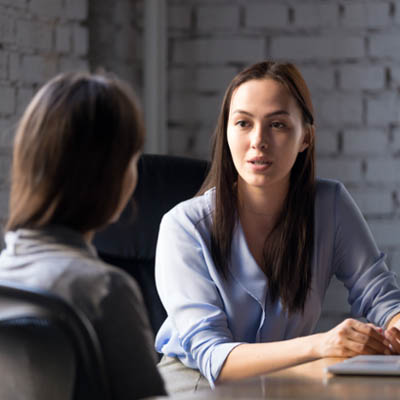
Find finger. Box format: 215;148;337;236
366;323;384;335
353;321;385;341
348;331;392;355
385;328;400;354
347;322;391;354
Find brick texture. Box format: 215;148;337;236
0;0;89;231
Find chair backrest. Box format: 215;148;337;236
94;154;209;335
0;280;111;400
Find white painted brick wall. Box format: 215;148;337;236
0;0;90;247
169;93;221;123
390;65;400;88
293;3;338;28
342;2;391;28
56;26;71;54
0;51;7;80
65;0;88;21
16;20;53;51
197;5;239;31
173;38;265;65
299;66;335;91
317;159;362;183
59;57;89;74
245;4;288;29
29;0;63;19
0;189;9;223
0;86;16;115
316;130;338;155
0;155;11;183
0;119;14;148
196;66;237;92
8;53;20;82
367;92;400;125
169;5;191;30
369;221;400;248
168;129;191;157
317;94;363;126
16;87;34;115
370;34;400;58
0;0;26;8
343;129;387;156
271;35;365;61
21;55;57;84
395;4;400;25
0;14;15;44
88;0;142;88
365;159;400;183
351;189;393;215
391;128;400;153
340;65;385;90
72;25;88;56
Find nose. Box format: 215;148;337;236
250;124;268;150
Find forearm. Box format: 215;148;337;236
217;333;321;383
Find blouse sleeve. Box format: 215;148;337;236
332;182;400;327
155;208;243;386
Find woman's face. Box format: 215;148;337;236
227;78;308;194
109;152;141;223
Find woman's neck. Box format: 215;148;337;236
237;178;289;226
237;178;290;268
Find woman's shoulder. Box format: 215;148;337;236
162;187;215;228
316;177;344;195
315;178;348;205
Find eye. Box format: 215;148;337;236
270;121;286;129
235;120;250;128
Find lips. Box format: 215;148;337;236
248;157;272;166
247;157;272;171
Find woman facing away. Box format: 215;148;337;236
155;61;400;393
0;72;165;399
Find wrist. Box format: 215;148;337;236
386;313;400;330
306;332;323;359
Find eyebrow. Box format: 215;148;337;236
232;109;290;118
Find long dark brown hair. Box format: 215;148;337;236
7;71;144;234
199;61;316;313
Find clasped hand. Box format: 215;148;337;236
317;318;400;357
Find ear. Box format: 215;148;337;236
299;125;312;153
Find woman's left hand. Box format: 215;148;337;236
385;323;400;354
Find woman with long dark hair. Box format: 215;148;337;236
155;61;400;392
0;72;165;399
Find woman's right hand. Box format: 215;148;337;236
314;318;392;358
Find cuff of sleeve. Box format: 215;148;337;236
383;309;400;330
208;342;244;388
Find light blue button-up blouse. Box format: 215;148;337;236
155;179;400;386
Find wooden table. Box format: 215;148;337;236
165;358;400;399
214;358;400;399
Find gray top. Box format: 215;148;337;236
0;225;165;400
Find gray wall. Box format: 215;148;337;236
0;0;89;228
88;0;143;96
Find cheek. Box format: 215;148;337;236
227;128;245;157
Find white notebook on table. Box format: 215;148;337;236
326;355;400;376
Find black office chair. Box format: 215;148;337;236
94;154;209;335
0;280;110;400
